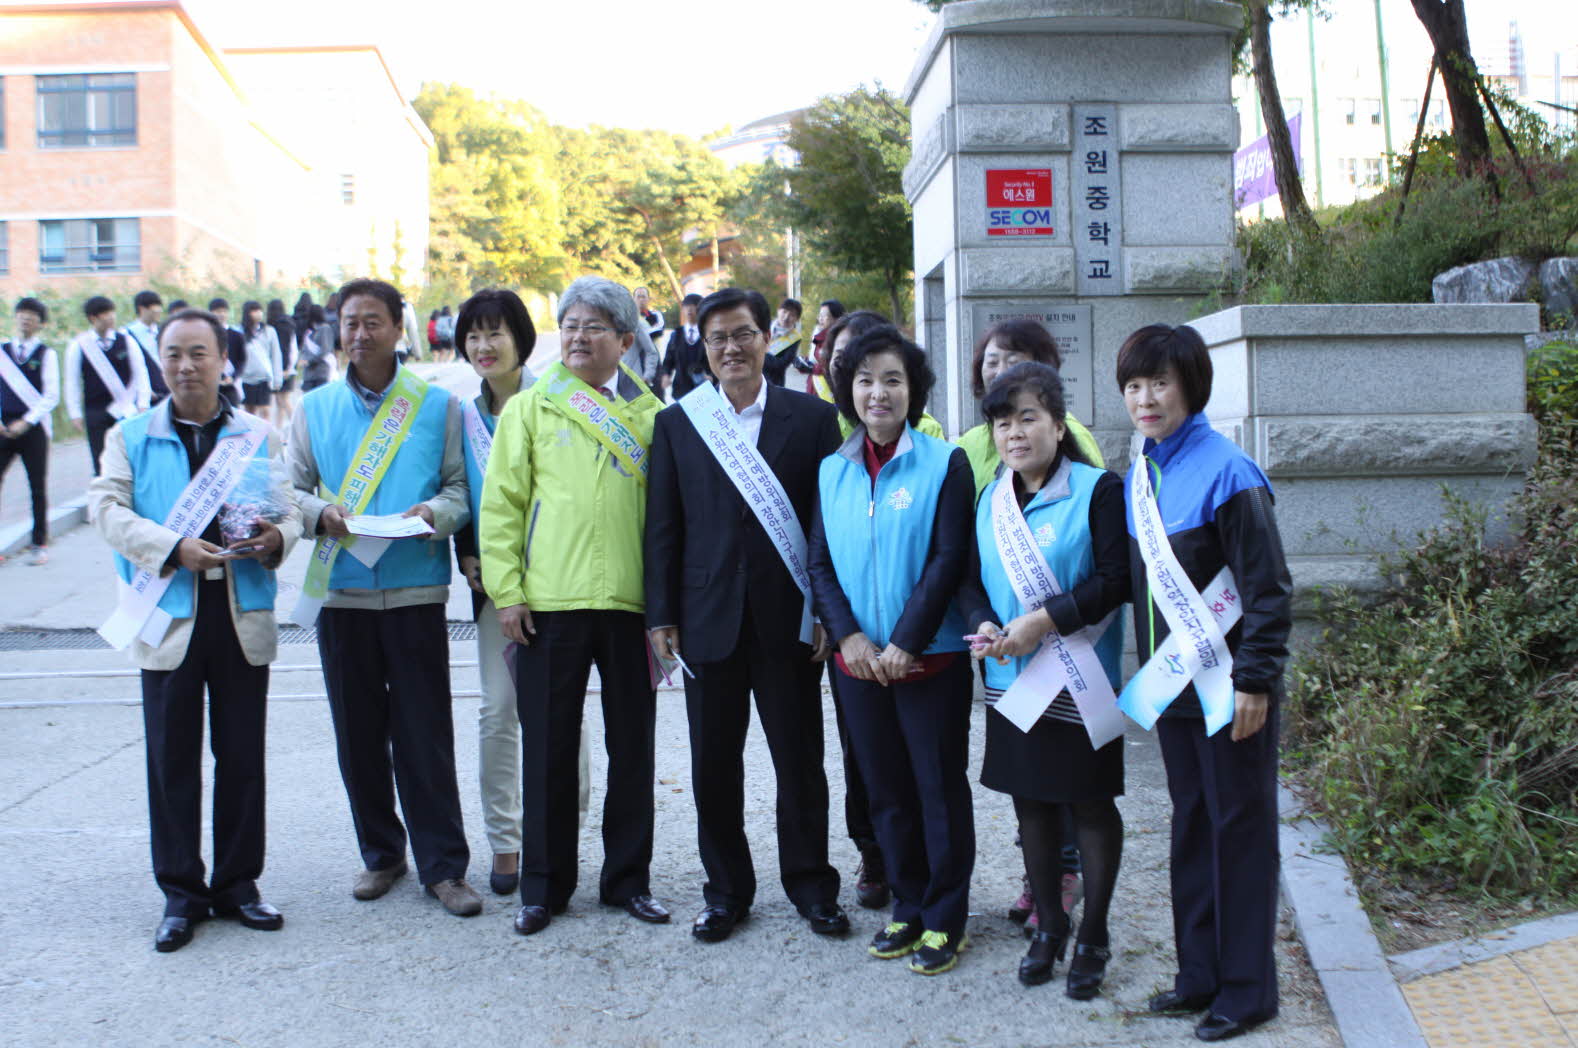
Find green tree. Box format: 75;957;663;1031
781;86;913;323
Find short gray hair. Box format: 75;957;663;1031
557;276;639;335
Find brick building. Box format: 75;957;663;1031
0;1;430;298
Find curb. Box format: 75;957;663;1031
1389;909;1578;983
1278;785;1429;1048
0;496;88;560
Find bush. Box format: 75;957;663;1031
1528;339;1578;422
1287;415;1578;897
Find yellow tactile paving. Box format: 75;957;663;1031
1518;939;1578;1014
1404;954;1574;1047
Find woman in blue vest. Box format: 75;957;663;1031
955;361;1129;998
1118;324;1292;1042
807;325;976;975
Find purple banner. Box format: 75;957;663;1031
1234;112;1302;209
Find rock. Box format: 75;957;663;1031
1539;257;1578;325
1432;256;1537;304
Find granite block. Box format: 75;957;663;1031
953;153;1073;248
1121;153;1235;246
959;246;1075;294
1190;304;1542;342
1124;246;1234;292
952;32;1231;105
1271;474;1523;558
1120;102;1239;150
956;103;1071;152
1255;414;1538;477
903;110;954;201
1248;337;1528;415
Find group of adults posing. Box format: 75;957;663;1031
87;274;1290;1043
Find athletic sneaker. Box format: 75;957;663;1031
869;920;924;959
1009;875;1034;923
1062;872;1082;914
27;545;48;566
908;929;969;975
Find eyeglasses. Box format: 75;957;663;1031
703;328;762;350
560;322;613;338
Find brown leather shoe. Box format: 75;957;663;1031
427;877;483;917
352;860;408;901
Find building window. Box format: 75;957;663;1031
0;222;9;275
1343;98;1357;126
1340;158;1358;186
341;174;355;205
38;218;140;273
1367;99;1383;126
1362;158;1384;186
36;73;137;148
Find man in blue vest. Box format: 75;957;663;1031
89;307;302;952
1;298;59;565
287;277;481;917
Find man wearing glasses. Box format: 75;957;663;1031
644;287;849;943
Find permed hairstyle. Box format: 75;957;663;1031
971;318;1064;399
456;288;538;368
558;276;640;335
981;360;1092;468
831;325;935;429
1115;323;1213;414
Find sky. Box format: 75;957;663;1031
174;0;1574;137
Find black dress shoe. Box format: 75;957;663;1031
1018;929;1069;986
1195;1013;1271;1042
1065;943;1110;1000
514;904;551;935
854;844;890;910
489;870;519;896
804;902;851;936
214;900;284;931
155;915;201;953
1148;989;1215;1015
691;904;748;943
621;894;671;923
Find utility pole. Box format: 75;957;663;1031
1373;0;1396;178
1307;7;1325;207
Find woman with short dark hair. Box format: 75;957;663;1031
1117;324;1292;1041
238;301;280;421
809;325;976;975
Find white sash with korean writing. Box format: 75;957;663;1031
678;382;813;644
0;348;42;414
1118;456;1238;735
98;415;269;650
79;333;137;418
462;397;492;472
989;469;1126;748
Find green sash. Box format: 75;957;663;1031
291;368;430;623
537;362;651;483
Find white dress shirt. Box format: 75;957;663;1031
64;329;151;421
728;377;768;447
4;338;60;430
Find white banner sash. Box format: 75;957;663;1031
1120;455;1237;735
79;334;137;418
1119;566;1243;731
988;467;1125;748
98;416;269;650
462;397;493;473
678;382;813;644
0;349;42;414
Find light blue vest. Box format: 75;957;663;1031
974;459;1123;691
302;374;456;591
114;402;278;619
460;371;534;530
817;425;968;654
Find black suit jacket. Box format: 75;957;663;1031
644;382;841;664
662;329;708;400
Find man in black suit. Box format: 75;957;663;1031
661;293;707;401
644;287;848;943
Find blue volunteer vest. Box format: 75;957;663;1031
974;460;1123;692
114;402;278;620
302;376;455;591
817;425;968;654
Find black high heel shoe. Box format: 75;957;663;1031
1018;928;1070;986
1065;943;1111;1000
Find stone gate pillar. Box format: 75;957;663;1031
904;0;1242;458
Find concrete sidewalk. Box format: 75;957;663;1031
0;428;94;558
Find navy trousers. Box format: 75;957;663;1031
318;603;470;886
837;656;975;937
1156;708;1281;1023
139;580;268;917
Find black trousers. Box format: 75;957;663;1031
85;408;115;476
686;608;839;912
838;657;975;937
1156;709;1281;1023
139;580;268;918
514;609;654;908
826;666;876;848
0;418;48;546
318;603;469;885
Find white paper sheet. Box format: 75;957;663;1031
345;513;435;539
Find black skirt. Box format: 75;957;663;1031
241;381;272;406
980;704;1124;803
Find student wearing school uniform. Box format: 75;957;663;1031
89;307;303;952
956;361;1129;999
288;278;482;919
808;324;976;976
125;290;171;406
1117;324;1292;1042
0;298;60;566
66;295;152;475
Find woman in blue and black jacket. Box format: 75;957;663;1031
1118;324;1292;1042
807;325;976;976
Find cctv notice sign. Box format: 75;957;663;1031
986;168;1053;237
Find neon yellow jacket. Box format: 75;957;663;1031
479;366;661;612
959;414;1103;501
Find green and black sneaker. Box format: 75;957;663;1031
868;920;924;959
908;929;969;975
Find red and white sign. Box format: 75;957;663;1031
986;168;1054;237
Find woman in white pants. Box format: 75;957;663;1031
451;289;589;895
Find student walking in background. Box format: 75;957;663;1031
266;300;298;424
0;297;59;565
66;295;151;476
238;302;281;422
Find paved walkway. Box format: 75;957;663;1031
1398;924;1578;1046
